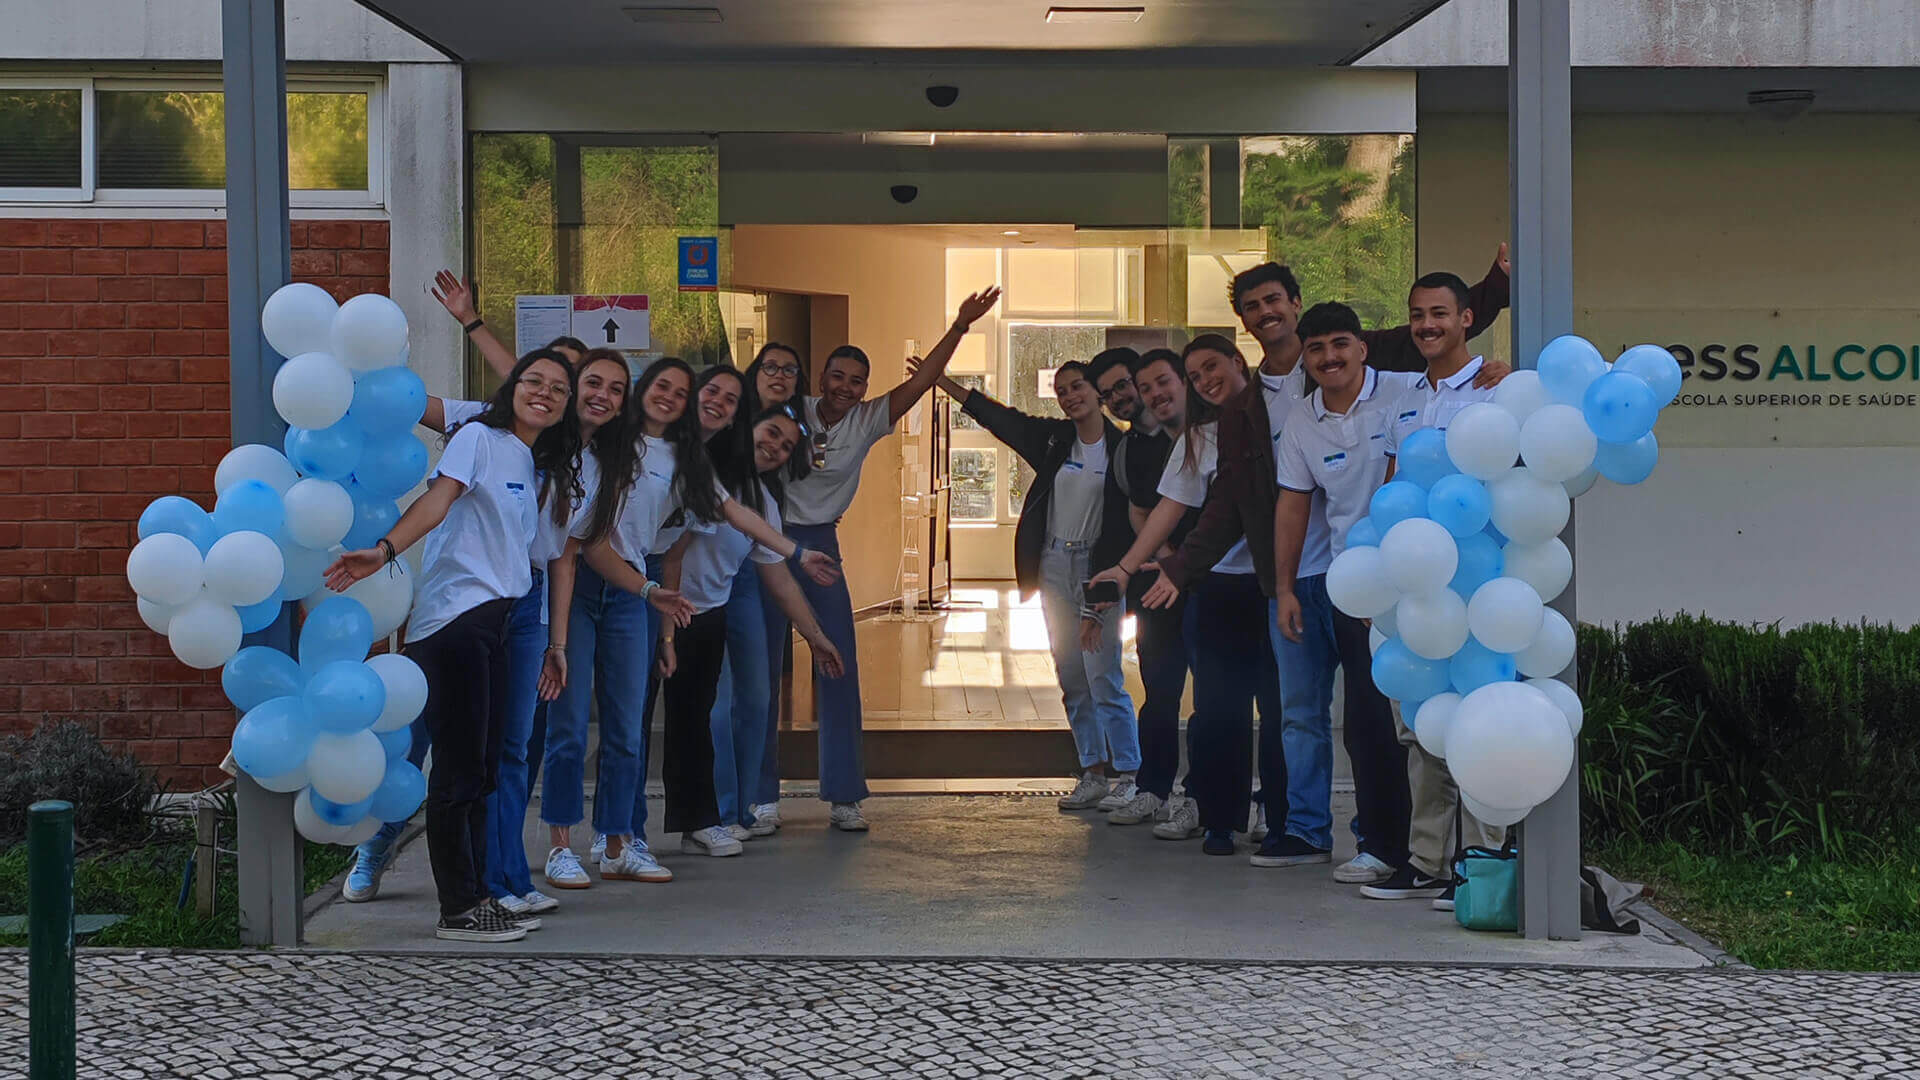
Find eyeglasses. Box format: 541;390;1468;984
761;362;801;379
520;377;571;401
1095;382;1132;402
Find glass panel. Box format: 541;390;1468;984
1005;322;1104;515
0;89;82;187
576;144;727;366
949;374;988;431
949;446;996;521
470;133;558;396
286;92;369;190
945;248;998;311
1004;248;1079;315
948;333;990;375
97;90;225;188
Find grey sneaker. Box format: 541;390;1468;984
830;802;869;832
747;802;781;836
682;826;745;857
726;824;753;843
600;841;674;882
1107;790;1164;826
1333;852;1396;884
1097;773;1139;812
543;846;591;890
1057;771;1109;811
1152;796;1201;840
1250;800;1269;842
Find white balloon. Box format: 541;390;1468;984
1368;626;1387;655
127;532;205;606
1396;589;1470;661
255;762;310;793
1443;402;1521;481
366;653;428;733
306;556;412;639
283;479;355;551
330;293;411;372
1325;545;1400;619
1563;466;1600;499
1488;466;1570;545
167;593;243;669
1371;604;1398;638
1414;692;1462;759
203;530;285;607
306;729;386;804
1467;577;1545;654
1517;404;1598;483
1525;676;1585;737
1379;518;1459;596
1515;608;1577;679
1446;681;1575;811
339;816;384;846
272;351;355;430
1501;537;1573;603
1491;369;1553;425
1461;792;1532;828
137;596;179;635
292;787;356;845
261;282;339;360
215;443;299;496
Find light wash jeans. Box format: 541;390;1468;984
541;560;655;837
1038;537;1141;773
709;559;773;828
484;567;546;898
1269;575;1338;851
783;522;869;804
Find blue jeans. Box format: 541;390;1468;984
542;560;655;837
484;567;546;899
1039;538;1141;773
753;580;790;808
709;560;773;827
783;522;868;803
1270;575;1338;851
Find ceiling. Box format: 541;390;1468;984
355;0;1445;65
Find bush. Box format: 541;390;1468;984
0;722;161;847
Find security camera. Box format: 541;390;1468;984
890;185;919;204
925;85;959;108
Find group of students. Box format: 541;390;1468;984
948;248;1517;910
326;271;1002;942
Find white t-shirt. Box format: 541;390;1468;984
1384;356;1495;455
785;396;896;527
1276;369;1425;563
1047;435;1108;543
679;483;786;614
442;397;485;432
608;435;682;565
1158;422;1255;577
406;423;537;644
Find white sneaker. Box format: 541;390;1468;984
1152;796;1202;840
1250;800;1269;842
589;832;608;862
830;802;869;831
543;846;591;890
495;892;533;915
1333;851;1396;884
727;824;753;843
520;889;559;914
1057;771;1109;811
748;803;781;836
1097;773;1138;812
1107;790;1164;826
600;840;673;882
683;826;745;857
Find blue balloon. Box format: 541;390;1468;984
1369;480;1428;533
1394;428;1457;489
276;535;329;602
1583;370;1658;444
1345;516;1382;549
1484;520;1509;546
348;365;428;432
1538;334;1608;405
230;695;317;778
213;480;285;538
303;659;387;735
1427;474;1491;538
1615;344;1683;408
1594;431;1659;485
342;482;401;550
138;496;217;554
350;432;429;500
284;414;365;482
308;788;374;828
1371;637;1453;703
237;596;284;634
1450;637;1517;694
222;645;305;712
1449;532;1504;598
376;724;413;762
1401;697;1428;734
299;596;375;674
367;759;427;824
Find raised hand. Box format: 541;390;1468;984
430;269;478;324
953;285;1003;330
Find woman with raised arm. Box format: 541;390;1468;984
324;348;578;944
420;269;585;433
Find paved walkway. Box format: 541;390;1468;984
5;952;1919;1078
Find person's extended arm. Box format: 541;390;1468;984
582;537;695;626
719;500;841;586
1357;243;1511;386
1089;497;1192;590
886;286;1002;424
432;270;518;379
654;530;695;678
1271;489;1314;642
537;539;579;700
755;562;847;679
323;475;462;588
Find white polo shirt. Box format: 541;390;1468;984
1047;435;1108;543
406;422;537;644
786;395;896;527
442;397;484;432
1383;356;1494;455
1158;421;1255;576
1276;369;1424;561
679;483;786;614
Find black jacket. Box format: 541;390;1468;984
960;391;1133;602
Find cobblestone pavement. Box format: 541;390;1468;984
4;952;1919;1077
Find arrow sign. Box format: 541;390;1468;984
570;294;650;351
602;318;619;344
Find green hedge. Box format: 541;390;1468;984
1579;614;1920;857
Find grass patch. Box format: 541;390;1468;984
1596;834;1920;971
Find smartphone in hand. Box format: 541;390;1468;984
1083;579;1122;605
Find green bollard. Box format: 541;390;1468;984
29;800;76;1080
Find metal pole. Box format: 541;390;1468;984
223;0;303;947
1509;0;1582;941
29;800;75;1080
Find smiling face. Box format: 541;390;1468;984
1301;330;1368;398
1135;358;1186;427
1408;285;1473;363
753;414;802;474
641;366;691;432
1184;347;1248;408
754;347;801;406
818;353;869;417
1093;363;1140;422
1054;368;1100;423
513;357;572;431
574;357;628;434
697;371;743;436
1235;279;1303;350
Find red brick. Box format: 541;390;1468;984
306;221;362;248
206;221;227;247
22;468;75;494
153;330;206;355
77;470;127;493
339;250;388;276
178;303;225;329
71;630;127;657
48;221;99;245
98;660;151;688
153;277;205;302
100;385;151;410
179;737;229;765
0;306;18;330
180;356;225;384
0;220;48;246
0;441;49;466
128;357;179;382
131;740;178;766
363;221;391;248
20;306;72;329
46;277;99;302
77;522;128;548
0;331;49;356
153;713;203;737
70;357;128;383
44;494;97;518
73;412;127;438
290;250;337;276
46;551;96;576
123;684;181;711
48;441;101;466
204;278;228;304
286;221;308;246
0;277;47;302
151;384;203;410
21;685;75;711
99;277;155;302
125;250;177;275
44;331;100;357
99;331;155;356
178;251;226;275
152;441;201;466
21;249;71;274
128;303;180;329
180;684;228;709
71;303;126;328
72;250;127;275
46;385;99;410
0;386;46;411
99;221;153;247
99;713;152;739
21;631;75;657
100;441;153;466
21;413;75;438
151;221;206;248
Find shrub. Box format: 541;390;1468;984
0;722;161;847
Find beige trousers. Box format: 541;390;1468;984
1392;701;1506;878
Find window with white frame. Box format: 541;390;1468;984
0;76;384;207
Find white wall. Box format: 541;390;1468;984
0;0;446;61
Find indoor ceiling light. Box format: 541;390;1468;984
623;6;723;22
862;132;937;147
1002;230;1021;236
1046;6;1146;24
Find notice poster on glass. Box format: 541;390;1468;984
514;295;571;356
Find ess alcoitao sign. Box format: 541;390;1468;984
1649;342;1920;409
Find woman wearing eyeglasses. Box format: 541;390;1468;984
780;287;1001;832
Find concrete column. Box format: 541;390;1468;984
385;62;465;400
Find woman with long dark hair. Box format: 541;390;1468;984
325;348;578;943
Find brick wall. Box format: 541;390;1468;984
0;218;390;789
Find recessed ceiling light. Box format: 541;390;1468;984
863;132;937;147
1046;6;1145;24
1002;229;1021;237
623;6;723;22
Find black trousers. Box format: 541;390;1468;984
1333;608;1411;867
662;605;727;834
410;597;514;919
1133;596;1189;800
1187;572;1285;834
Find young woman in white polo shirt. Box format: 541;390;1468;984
325;348;578;943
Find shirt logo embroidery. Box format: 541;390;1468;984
505;482;525;492
1323;451;1348;471
1398;410;1419;422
